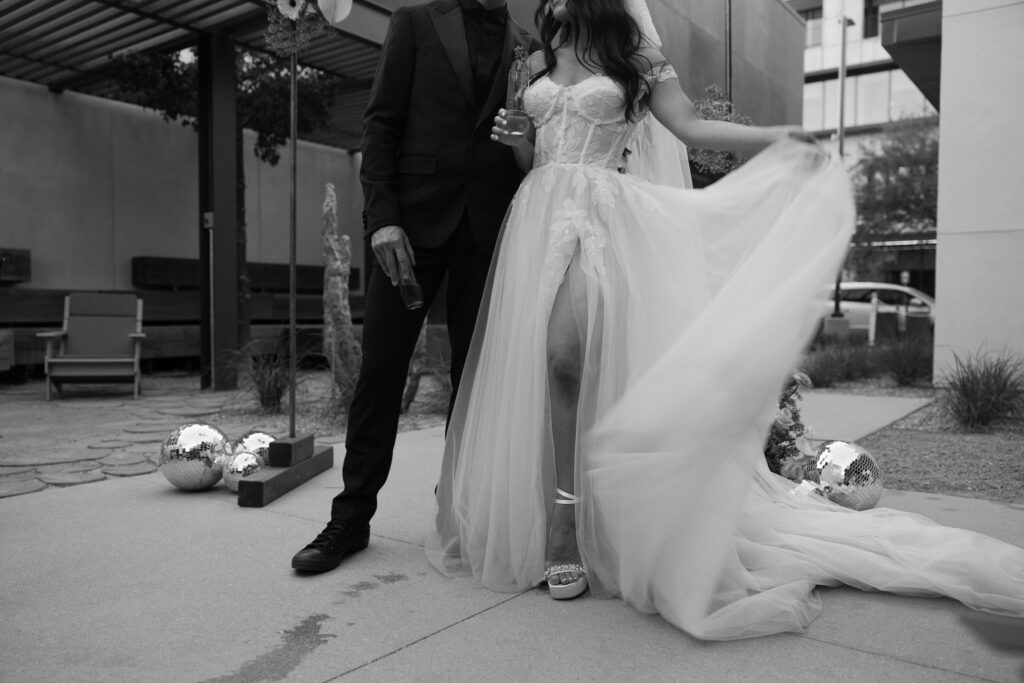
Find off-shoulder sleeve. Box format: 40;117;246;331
639;47;678;85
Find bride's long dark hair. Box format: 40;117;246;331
534;0;654;122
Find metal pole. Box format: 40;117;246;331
724;0;733;103
288;50;298;438
832;16;852;317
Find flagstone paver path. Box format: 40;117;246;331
0;374;290;499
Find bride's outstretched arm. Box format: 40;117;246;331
648;77;815;155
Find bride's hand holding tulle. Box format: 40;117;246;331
778;125;819;146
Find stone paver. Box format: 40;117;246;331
37;470;107;486
98;452;150;466
0;465;38;476
87;440;134;449
0;478;45;497
0;470;46;482
103;462;158;477
123;423;182;434
1;450;110;467
36;461;104;474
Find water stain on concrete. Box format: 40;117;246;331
338;574;408;598
374;573;407;585
200;613;335;683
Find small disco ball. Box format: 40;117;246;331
233;430;276;466
816;440;883;511
159;423;230;491
222;450;265;493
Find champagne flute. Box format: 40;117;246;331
505;46;532;137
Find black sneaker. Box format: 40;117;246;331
291;520;370;573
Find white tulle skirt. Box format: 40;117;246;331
426;140;1024;640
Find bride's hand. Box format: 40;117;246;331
779;125;819;146
491;108;534;148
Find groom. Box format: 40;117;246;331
291;0;538;572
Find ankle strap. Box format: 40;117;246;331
555;487;577;504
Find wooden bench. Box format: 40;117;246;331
1;257;365;372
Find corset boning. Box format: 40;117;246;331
525;75;638;172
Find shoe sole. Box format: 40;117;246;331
291;534;370;573
549;577;588;600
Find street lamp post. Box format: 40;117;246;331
825;15;856;335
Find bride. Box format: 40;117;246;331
426;0;1024;640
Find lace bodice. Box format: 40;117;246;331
524;66;676;171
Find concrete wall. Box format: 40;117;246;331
933;0;1024;378
0;75;365;294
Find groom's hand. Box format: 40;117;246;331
371;225;416;286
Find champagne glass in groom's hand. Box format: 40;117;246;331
371;225;422;310
504;46;531;137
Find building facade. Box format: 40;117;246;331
788;0;938;295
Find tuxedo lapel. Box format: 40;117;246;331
474;19;522;130
429;3;475;107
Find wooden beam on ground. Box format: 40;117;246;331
237;443;333;508
268;433;314;467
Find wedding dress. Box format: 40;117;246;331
426;57;1024;640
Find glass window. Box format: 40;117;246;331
841;289;875;303
803;81;825;131
823;77;856;131
799;8;823;47
855;71;890;127
863;0;881;39
889;70;935;119
876;290;906;306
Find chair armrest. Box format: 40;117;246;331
37;330;65;360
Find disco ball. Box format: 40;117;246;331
233;430;276;466
223;450;265;493
159;423;230;491
816;440;883;511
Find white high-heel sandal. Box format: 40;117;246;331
544;487;588;600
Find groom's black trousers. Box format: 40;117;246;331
331;214;492;525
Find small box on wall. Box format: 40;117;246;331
0;248;31;284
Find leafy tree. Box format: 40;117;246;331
688;85;754;185
113;48;341;346
848;115;939;278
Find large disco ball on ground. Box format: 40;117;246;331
159;423;230;491
233;430;276;466
223;450;265;492
816;440;883;511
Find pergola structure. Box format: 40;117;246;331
0;0;393;388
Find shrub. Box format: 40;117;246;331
800;339;874;388
878;331;933;386
236;331;319;413
942;351;1024;429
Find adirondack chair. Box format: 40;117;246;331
37;292;145;400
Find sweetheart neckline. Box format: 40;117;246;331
540;73;610;90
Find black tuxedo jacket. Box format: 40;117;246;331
360;0;537;253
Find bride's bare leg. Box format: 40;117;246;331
546;267;584;586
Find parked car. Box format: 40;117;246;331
820;282;935;334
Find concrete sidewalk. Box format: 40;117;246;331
1;389;1022;682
